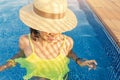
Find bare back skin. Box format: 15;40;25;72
19;34;73;59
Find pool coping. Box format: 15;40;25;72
86;0;120;48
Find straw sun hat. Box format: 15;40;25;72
20;0;78;33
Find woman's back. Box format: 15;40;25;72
15;34;71;80
19;34;72;59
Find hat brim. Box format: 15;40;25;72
20;4;78;33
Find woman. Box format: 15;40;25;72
0;0;97;80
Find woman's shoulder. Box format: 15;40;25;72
19;34;29;50
19;34;29;42
63;35;74;51
64;35;74;44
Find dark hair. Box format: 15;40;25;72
30;28;40;41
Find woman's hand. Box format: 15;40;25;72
0;60;16;72
77;60;97;70
0;65;7;71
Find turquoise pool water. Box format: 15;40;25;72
0;0;120;80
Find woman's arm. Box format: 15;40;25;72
67;50;97;69
67;50;78;62
67;50;84;66
0;49;25;71
66;36;97;69
11;49;25;60
0;35;28;71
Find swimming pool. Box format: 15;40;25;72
0;0;120;80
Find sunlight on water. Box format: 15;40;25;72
0;0;119;80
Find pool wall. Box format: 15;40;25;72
78;0;120;80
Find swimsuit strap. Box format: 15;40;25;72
59;36;66;53
28;34;66;55
28;34;35;53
